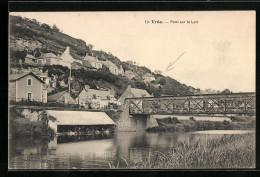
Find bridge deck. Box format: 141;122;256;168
127;92;255;115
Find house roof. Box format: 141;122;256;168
9;72;45;83
84;55;102;63
47;110;115;125
125;70;135;75
38;53;59;59
82;60;93;68
47;90;68;102
142;73;154;77
80;89;114;100
102;60;117;68
72;61;82;66
32;70;48;77
25;54;36;59
131;88;151;97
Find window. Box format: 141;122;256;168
28;93;32;101
27;79;32;86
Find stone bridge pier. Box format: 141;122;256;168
116;100;158;131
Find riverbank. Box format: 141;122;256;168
112;132;255;169
147;116;255;132
9;106;55;137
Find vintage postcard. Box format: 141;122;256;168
8;11;255;169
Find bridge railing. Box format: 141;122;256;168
127;92;256;115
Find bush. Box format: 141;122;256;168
156;117;181;125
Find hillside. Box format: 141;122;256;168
9;15;193;97
9;15;89;60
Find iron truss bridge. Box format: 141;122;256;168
127;92;256;115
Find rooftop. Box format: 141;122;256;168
142;73;154;77
84;55;101;62
125;70;135;75
47;110;115;125
25;54;36;59
131;88;151;97
80;88;114;100
38;53;59;59
9;72;45;83
102;60;117;68
47;90;68;102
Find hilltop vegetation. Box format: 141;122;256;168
9;15;192;97
10;15;89;60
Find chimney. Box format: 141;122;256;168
127;85;131;90
85;85;90;91
66;46;70;52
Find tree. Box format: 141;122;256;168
52;24;60;32
221;89;232;94
34;48;41;58
41;23;51;31
87;44;94;50
10;50;27;62
158;78;167;85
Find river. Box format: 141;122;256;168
8;130;253;169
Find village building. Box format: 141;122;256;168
142;73;155;83
32;70;49;86
47;90;76;104
124;70;136;80
102;60;124;75
37;53;60;65
151;83;163;89
9;72;47;103
76;85;119;109
47;110;116;134
60;46;82;68
24;54;37;64
30;69;57;91
118;85;151;104
118;65;125;76
82;60;96;70
83;55;103;69
71;61;83;70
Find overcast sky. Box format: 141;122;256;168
10;11;255;92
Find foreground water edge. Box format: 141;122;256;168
9;130;255;169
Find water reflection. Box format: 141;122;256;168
9;131;243;169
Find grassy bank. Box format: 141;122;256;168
110;133;255;169
147;116;255;132
9;107;55;137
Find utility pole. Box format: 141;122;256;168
68;64;72;95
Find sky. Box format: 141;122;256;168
10;11;255;92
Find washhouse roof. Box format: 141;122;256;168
47;110;116;125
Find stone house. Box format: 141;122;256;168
102;60;124;75
83;55;103;69
47;90;76;104
118;85;151;104
124;70;136;80
76;85;119;109
9;72;47;103
142;73;155;83
37;53;61;65
24;54;37;64
71;61;83;70
60;46;82;68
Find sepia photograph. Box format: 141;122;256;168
8;11;256;169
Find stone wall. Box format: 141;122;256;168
116;100;158;131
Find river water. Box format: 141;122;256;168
9;130;253;169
